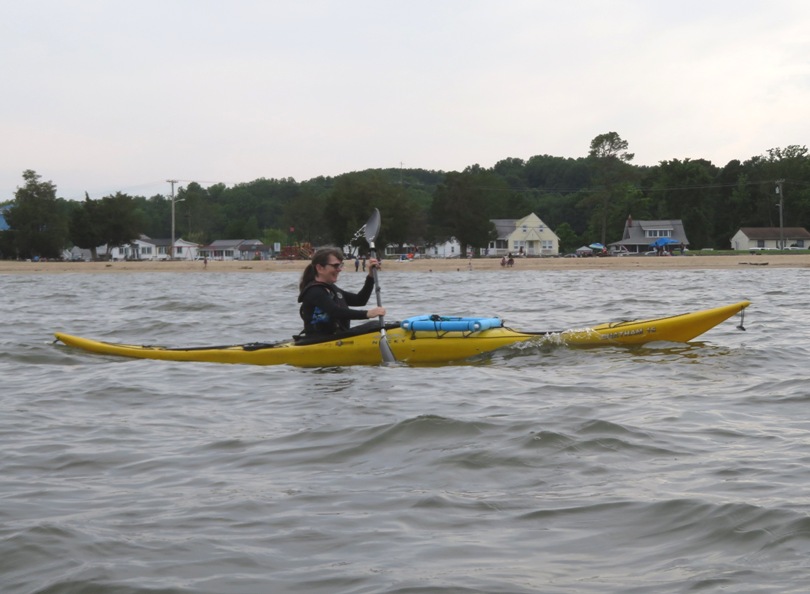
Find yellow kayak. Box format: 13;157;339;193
54;301;750;367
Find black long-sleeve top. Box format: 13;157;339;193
298;276;374;335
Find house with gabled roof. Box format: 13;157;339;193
199;239;269;261
609;216;690;253
488;213;559;257
106;236;200;260
730;227;810;251
426;238;462;258
199;239;244;261
238;239;271;260
108;236;158;260
169;238;201;260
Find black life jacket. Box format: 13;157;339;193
298;281;349;335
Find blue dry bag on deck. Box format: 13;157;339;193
400;315;503;332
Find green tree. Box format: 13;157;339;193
649;158;720;248
324;172;406;252
536;190;589;236
99;192;143;253
711;159;752;246
69;194;106;260
282;183;329;246
243;215;261;239
5;170;69;259
524;154;591;191
587;132;635;244
553;222;580;253
261;227;288;250
175;182;218;242
430;168;499;256
763;146;810;232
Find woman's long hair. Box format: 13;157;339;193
298;248;344;292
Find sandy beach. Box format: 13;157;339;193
2;253;809;274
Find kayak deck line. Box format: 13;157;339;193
53;301;751;367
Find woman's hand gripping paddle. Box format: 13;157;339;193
363;208;396;364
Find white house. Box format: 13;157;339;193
108;236;157;261
489;213;559;257
427;238;462;258
170;238;201;260
730;227;810;251
106;236;200;261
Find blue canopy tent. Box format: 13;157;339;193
649;237;680;247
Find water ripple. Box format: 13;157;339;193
2;269;810;593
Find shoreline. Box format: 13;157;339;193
2;254;809;274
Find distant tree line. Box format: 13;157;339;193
2;133;810;260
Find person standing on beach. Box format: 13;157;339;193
298;248;385;336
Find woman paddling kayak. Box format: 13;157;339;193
297;248;386;336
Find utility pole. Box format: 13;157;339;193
167;179;178;260
776;179;785;250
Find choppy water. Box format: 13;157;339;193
2;266;809;593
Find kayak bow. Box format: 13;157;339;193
54;301;750;367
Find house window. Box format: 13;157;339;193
541;240;554;250
176;247;183;255
646;229;673;238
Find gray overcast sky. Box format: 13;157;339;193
2;0;808;200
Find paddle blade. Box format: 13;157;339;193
378;330;396;364
364;208;382;243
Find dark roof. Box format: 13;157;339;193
206;239;246;249
238;240;268;250
490;219;517;238
738;227;810;240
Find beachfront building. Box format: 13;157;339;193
608;216;690;254
488;213;559;257
730;227;810;251
108;236;156;260
170;238;201;260
381;238;462;258
427;238;462;258
237;239;271;260
199;239;244;261
199;239;271;261
105;236;200;261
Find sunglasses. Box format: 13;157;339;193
323;261;345;269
